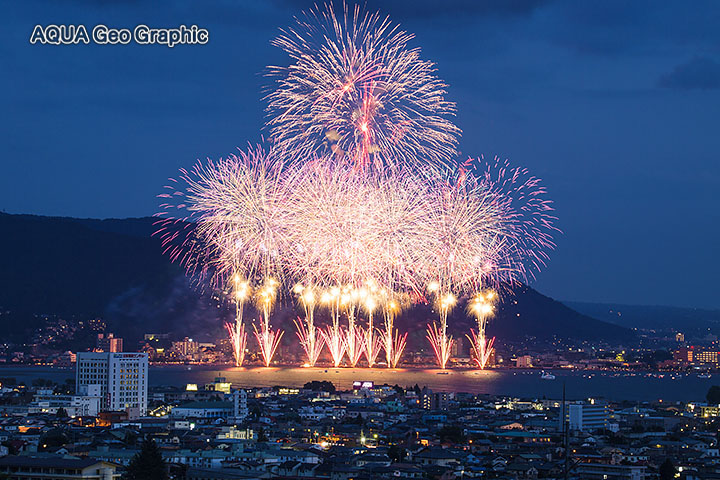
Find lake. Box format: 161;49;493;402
0;365;713;402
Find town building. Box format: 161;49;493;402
172;337;199;357
694;349;719;366
171;401;234;419
76;352;148;415
233;389;248;420
515;355;533;368
673;346;694;363
96;333;123;353
421;388;449;410
0;456;120;480
30;387;102;416
561;401;610;432
575;462;647;480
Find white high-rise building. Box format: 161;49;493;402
76;352;148;415
560;401;610;432
233;389;248;420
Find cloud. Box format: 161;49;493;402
658;57;720;90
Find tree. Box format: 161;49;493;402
303;381;335;393
122;438;167;480
40;428;69;450
438;425;465;444
659;458;676;480
257;427;268;442
706;385;720;405
56;407;68;418
387;444;406;463
32;378;54;388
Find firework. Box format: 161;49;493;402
156;146;290;288
283;158;380;287
321;324;346;368
419;170;501;368
157;3;559;371
319;286;347;367
341;287;364;367
471;155;559;286
267;3;460;171
468;330;495;370
360;292;382;367
253;277;284;367
466;290;497;369
425;286;456;369
380;297;406;368
226;274;250;366
284;157;434;296
293;284;324;366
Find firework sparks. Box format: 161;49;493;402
361;292;382;367
381;298;406;368
293;284;324;366
320;286;347;367
226;274;250;367
471;155;560;286
253;277;284;367
341;287;364;367
322;324;347;368
267;3;460;171
156;146;290;289
466;290;497;369
468;329;495;370
225;321;247;367
425;287;456;369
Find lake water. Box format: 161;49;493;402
0;365;714;402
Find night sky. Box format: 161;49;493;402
2;1;719;309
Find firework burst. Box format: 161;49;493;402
267;3;460;171
471;155;559;286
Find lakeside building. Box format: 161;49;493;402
95;333;123;353
673;346;720;367
76;352;148;415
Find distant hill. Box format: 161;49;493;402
0;212;634;346
565;301;720;335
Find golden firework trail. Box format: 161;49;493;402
466;290;497;370
293;284;324;367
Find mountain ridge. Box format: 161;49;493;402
0;212;633;346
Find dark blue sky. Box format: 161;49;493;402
2;1;719;309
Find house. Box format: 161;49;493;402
0;455;121;479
